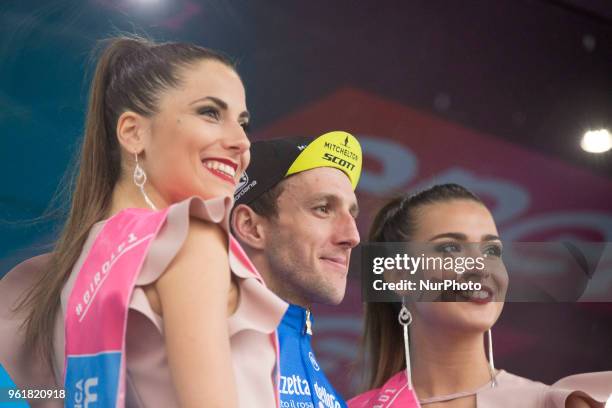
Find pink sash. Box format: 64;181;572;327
348;371;421;408
63;206;280;407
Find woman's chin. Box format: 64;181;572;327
192;184;235;201
415;302;499;334
454;304;500;332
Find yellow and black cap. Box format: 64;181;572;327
234;131;362;206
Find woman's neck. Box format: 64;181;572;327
410;321;494;399
109;178;165;216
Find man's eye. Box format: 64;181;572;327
197;107;220;119
315;206;329;214
435;242;461;254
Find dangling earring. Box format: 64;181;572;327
486;328;497;387
398;299;414;389
133;152;157;211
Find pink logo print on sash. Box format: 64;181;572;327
348;371;421;408
64;208;168;408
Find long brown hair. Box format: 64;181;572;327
362;183;483;390
16;35;235;369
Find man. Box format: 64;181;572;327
232;131;362;408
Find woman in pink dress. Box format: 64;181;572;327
0;36;286;407
349;184;610;408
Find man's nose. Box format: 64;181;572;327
334;212;360;248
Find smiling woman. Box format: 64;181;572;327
349;184;610;408
0;36;286;408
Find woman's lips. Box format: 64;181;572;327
204;165;236;185
456;284;495;304
202;157;238;172
201;158;238;185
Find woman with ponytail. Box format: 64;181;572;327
0;36;286;407
349;184;610;408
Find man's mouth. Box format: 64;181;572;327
320;256;348;269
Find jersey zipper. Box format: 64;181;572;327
305;308;313;335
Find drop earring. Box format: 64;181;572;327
398;299;414;389
133;152;157;211
487;328;497;387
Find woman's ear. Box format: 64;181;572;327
116;111;150;154
231;204;267;250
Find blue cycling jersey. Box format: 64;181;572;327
277;304;347;408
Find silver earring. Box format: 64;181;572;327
133;152;157;210
487;328;497;387
398;299;413;389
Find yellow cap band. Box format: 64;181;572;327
285;131;362;189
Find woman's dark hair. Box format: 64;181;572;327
362;183;484;390
16;35;236;371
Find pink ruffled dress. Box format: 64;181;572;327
0;196;288;407
348;369;612;408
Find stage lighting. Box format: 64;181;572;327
580;129;611;153
130;0;164;6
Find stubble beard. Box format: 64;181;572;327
266;239;345;306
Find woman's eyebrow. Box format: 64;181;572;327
428;232;467;241
189;95;227;108
190;96;249;120
428;233;501;242
482;234;501;241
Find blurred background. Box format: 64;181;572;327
1;0;611;397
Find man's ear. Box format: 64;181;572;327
116;111;150;155
231;204;267;250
